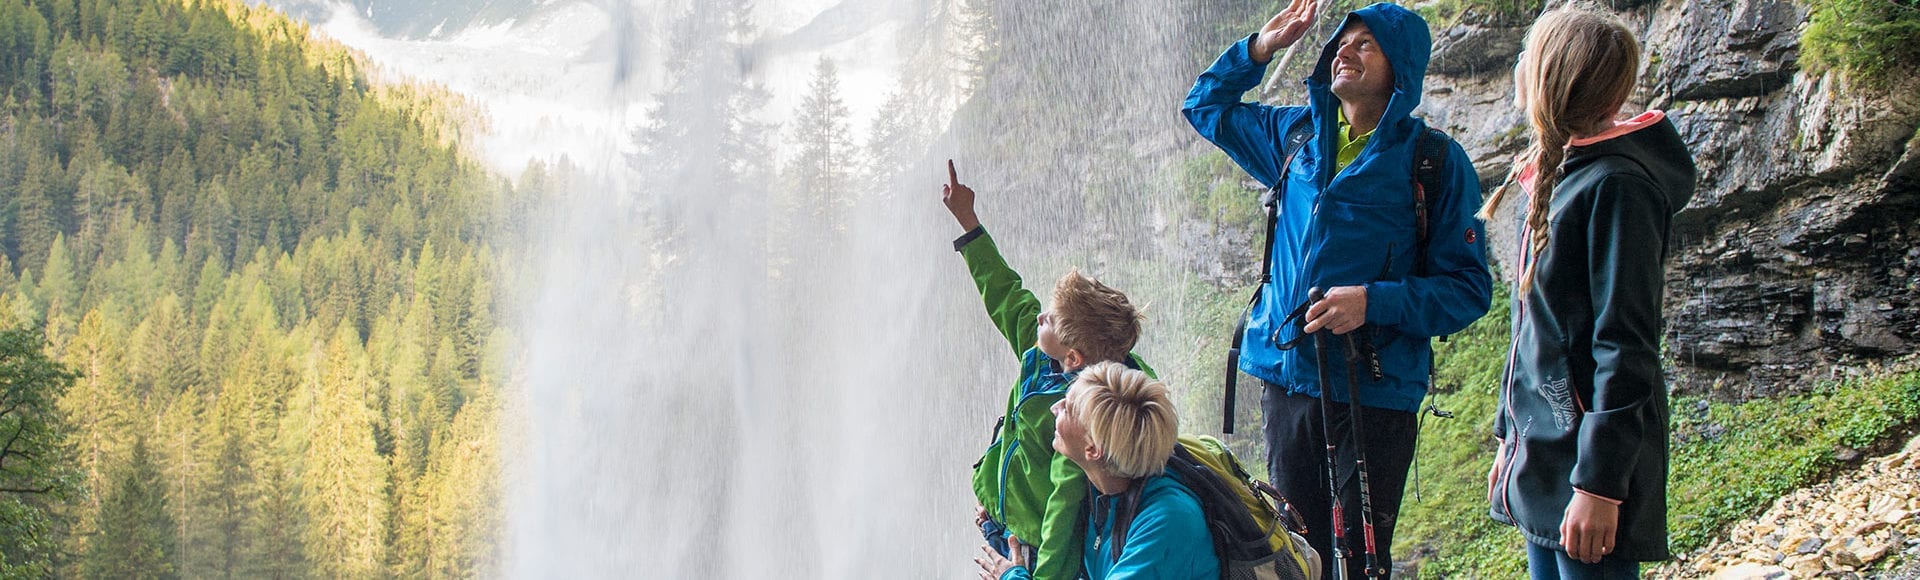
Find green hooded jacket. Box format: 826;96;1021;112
957;227;1154;580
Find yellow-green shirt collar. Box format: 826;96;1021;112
1334;107;1374;173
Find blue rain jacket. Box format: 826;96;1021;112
1181;3;1492;412
1002;473;1219;580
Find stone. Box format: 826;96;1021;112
1832;546;1864;567
1713;562;1791;579
1854;542;1890;564
1887;510;1913;525
1742;548;1779;564
1790;554;1826;576
1797;536;1826;554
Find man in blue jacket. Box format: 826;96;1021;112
1182;0;1491;577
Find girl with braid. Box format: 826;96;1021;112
1482;6;1697;579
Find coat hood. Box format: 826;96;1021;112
1564;113;1698;216
1308;3;1432;132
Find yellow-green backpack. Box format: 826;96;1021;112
1170;434;1322;580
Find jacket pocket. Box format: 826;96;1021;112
1313;197;1415;283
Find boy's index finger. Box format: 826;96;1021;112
948;159;959;188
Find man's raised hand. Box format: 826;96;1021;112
1253;0;1319;63
943;159;981;232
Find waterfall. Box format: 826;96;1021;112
300;0;1251;576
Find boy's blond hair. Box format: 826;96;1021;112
1067;362;1179;479
1050;270;1143;364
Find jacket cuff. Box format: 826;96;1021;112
1000;566;1031;580
1233;33;1263;66
1364;280;1407;327
1569;401;1648;500
954;226;987;252
1573;487;1623;506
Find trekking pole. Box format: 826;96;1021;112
1305;288;1351;580
1342;331;1387;578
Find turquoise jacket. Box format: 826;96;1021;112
960;227;1153;580
1182;3;1492;412
1003;473;1221;580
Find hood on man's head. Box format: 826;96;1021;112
1312;3;1433;110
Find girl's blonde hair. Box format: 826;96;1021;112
1480;6;1641;292
1066;362;1178;480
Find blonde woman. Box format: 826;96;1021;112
974;362;1219;580
1483;6;1696;579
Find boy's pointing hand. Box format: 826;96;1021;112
944;159;981;231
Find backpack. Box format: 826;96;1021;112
1168;435;1321;580
1220;119;1455;433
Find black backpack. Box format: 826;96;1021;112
1220;118;1455;433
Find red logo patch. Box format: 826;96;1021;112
1465;229;1478;244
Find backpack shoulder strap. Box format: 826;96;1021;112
1279;117;1315;178
1222;114;1315;434
1410;126;1452;278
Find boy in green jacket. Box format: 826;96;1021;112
944;161;1154;580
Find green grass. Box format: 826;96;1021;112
1666;366;1920;552
1801;0;1920;89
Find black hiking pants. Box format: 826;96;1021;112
1263;383;1418;579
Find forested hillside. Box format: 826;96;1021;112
0;0;518;575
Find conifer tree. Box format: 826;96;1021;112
863;85;933;194
11;159;66;276
299;321;389;578
789;57;856;234
86;438;177;580
57;308;136;559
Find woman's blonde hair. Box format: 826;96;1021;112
1066;362;1178;480
1480;6;1641;292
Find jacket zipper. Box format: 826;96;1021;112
1495;217;1537;522
1495;336;1521;522
1286;98;1387;387
997;440;1019;523
997;383;1067;523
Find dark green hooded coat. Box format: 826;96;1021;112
1490;114;1697;561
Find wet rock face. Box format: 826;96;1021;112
1658;74;1920;397
1646;0;1804;101
1429;23;1526;78
1420;0;1920;398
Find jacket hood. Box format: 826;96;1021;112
1564;114;1698;216
1308;3;1431;130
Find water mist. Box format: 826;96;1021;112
497;0;1261;576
